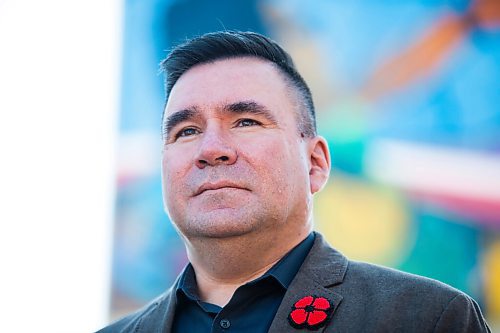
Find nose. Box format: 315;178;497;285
195;126;237;169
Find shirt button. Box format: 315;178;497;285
220;319;231;329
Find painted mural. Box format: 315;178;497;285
112;0;500;328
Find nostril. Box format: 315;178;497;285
217;156;229;162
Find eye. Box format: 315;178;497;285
236;118;261;127
176;127;200;138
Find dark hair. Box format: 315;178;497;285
160;31;316;137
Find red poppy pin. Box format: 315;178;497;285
288;295;333;330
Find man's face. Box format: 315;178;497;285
162;57;324;240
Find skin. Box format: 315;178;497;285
162;57;330;306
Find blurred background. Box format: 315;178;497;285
1;0;499;332
112;0;500;330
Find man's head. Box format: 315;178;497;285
160;31;330;242
161;31;316;139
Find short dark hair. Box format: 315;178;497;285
160;31;316;137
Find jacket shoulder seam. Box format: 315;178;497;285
432;293;461;333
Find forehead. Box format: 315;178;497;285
164;57;295;117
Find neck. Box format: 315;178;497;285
184;226;311;307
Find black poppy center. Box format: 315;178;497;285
305;305;314;312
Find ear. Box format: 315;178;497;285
308;136;331;194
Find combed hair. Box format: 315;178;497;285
160;31;316;137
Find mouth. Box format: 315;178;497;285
194;181;249;196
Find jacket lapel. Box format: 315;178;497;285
158;287;177;333
269;232;348;332
134;275;180;333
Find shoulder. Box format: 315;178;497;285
345;260;459;298
95;290;173;333
337;260;490;332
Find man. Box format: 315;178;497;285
99;31;490;332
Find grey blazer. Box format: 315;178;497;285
98;232;491;332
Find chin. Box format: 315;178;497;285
183;224;257;240
189;228;253;239
179;210;266;240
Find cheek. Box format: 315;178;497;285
244;139;302;189
161;151;192;204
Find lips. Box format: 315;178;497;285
194;181;249;196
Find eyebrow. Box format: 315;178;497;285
163;108;199;139
163;100;278;139
222;101;278;124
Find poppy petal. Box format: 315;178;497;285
294;295;313;308
290;309;308;325
312;297;331;310
307;310;327;326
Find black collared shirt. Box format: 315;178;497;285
171;233;315;333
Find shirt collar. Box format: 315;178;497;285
176;232;315;300
261;232;315;288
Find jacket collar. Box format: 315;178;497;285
301;232;348;287
268;232;348;333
